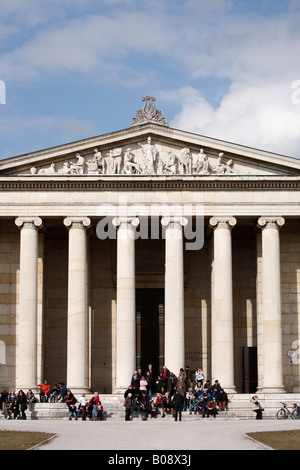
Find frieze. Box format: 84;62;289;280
28;138;238;177
0;177;299;192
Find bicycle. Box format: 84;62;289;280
276;402;300;420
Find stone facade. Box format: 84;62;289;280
0;99;300;395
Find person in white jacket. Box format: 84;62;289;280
195;368;205;389
77;393;88;421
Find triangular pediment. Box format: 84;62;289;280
1;123;300;178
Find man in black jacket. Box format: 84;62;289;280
173;391;184;421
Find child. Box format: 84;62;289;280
68;403;78;420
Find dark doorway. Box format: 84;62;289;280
136;289;164;377
242;347;258;393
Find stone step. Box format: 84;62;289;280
1;393;300;421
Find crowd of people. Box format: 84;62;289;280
123;364;229;421
0;383;104;421
0;365;229;422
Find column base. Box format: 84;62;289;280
67;387;93;396
223;386;237;394
114;387;127;396
259;386;286;394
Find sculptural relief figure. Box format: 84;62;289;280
214;152;236;174
38;163;56;175
93;148;105;174
178;147;192;174
123;148;142;175
68;153;85;174
156;153;164;174
62;161;71;174
193;148;210;174
138;136;157;174
106;148;123;175
86;148;105;174
164;150;177;175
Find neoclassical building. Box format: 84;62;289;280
0;97;300;396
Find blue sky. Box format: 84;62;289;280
0;0;300;159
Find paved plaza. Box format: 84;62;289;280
1;417;300;451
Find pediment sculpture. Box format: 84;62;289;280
29;140;238;177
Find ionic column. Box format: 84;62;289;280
113;217;139;391
15;217;43;390
161;216;187;374
64;217;91;391
257;216;285;393
209;217;237;393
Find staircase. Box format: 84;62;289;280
1;393;300;420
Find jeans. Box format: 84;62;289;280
69;411;77;420
92;405;98;418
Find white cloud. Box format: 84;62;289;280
170;82;300;157
0;10;179;83
1;1;298;86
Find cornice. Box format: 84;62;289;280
0;175;299;191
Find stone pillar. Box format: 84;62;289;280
209;217;237;393
257;216;285;393
64;217;91;391
113;217;139;392
15;217;43;390
161;216;187;375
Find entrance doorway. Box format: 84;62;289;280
242;347;258;393
136;289;164;377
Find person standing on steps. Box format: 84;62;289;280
173;390;184;422
124;393;133;421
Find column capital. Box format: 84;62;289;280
15;217;43;230
112;217;139;228
209;217;237;230
63;217;91;229
161;216;188;229
257;216;285;230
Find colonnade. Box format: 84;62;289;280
14;215;286;394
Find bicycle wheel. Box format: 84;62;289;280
276;408;287;419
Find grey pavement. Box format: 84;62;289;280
1;417;300;451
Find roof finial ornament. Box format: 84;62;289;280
131;96;168;127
